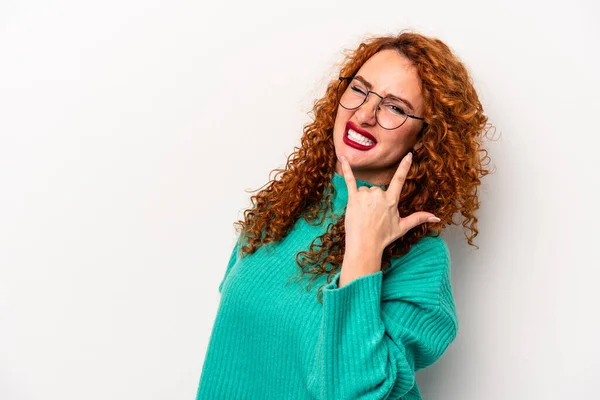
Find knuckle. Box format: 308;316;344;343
395;175;406;183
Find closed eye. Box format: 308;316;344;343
351;85;367;95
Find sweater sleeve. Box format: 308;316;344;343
307;237;458;400
217;235;243;294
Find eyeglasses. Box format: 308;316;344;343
336;76;425;130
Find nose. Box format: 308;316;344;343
354;92;380;125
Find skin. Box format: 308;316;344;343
338;154;439;287
333;49;425;186
332;49;438;288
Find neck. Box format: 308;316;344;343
329;171;387;214
333;161;394;187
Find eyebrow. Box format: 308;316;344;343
354;75;417;112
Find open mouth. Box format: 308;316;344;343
344;122;377;150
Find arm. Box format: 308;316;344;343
338;243;383;288
307;237;458;400
218;235;243;294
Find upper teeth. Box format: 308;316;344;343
348;129;375;146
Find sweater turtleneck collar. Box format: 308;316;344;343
329;171;387;213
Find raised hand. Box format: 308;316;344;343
340;153;440;256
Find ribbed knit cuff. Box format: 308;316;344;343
321;270;384;336
323;270;383;294
316;271;388;398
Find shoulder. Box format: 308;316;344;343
391;235;450;273
382;235;452;306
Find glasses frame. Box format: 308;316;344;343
337;76;425;130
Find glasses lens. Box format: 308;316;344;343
377;98;409;129
338;79;368;109
337;78;411;130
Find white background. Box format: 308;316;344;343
1;0;599;399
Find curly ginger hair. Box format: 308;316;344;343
232;31;493;299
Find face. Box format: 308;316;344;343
333;49;425;185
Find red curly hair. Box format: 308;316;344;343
233;30;493;300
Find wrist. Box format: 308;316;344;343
344;241;384;259
339;245;383;288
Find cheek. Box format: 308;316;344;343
334;108;352;133
380;127;415;149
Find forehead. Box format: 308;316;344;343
356;49;422;112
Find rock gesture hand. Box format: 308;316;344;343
340;153;440;256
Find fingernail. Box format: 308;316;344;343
427;217;441;223
405;152;413;162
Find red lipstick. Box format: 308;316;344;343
343;121;377;150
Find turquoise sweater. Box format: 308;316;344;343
196;171;458;400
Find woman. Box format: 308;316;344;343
196;31;491;399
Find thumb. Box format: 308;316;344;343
401;212;440;233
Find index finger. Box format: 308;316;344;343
387;152;412;201
340;156;358;197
